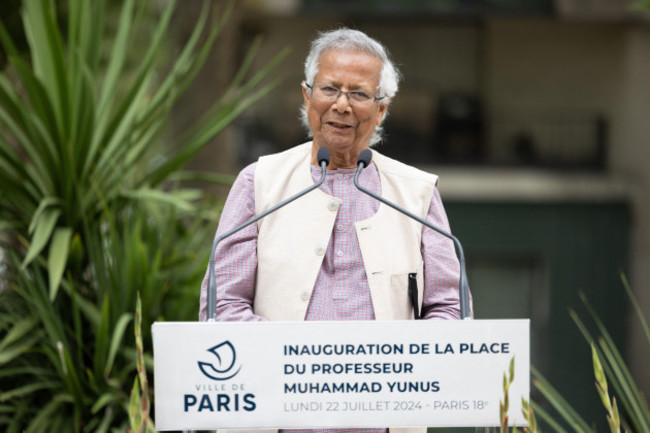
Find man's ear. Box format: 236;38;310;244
301;82;311;110
376;101;389;126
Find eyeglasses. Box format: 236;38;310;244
304;83;385;107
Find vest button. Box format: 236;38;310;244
300;291;310;301
328;200;339;211
315;246;326;255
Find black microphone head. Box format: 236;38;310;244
317;147;330;166
357;149;373;168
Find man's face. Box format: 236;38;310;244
302;49;388;159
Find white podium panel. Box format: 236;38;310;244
153;319;529;431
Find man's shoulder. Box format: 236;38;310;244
253;142;313;204
255;142;311;186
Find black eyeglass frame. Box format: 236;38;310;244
303;82;386;105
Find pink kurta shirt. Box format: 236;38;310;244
199;161;461;322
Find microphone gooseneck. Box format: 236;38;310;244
357;149;373;169
206;147;331;321
317;146;331;167
354;149;471;320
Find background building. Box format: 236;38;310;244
174;0;650;428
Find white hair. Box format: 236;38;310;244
300;28;401;146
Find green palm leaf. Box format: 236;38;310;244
0;0;284;430
22;207;60;267
47;226;72;300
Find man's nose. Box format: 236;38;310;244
332;91;351;112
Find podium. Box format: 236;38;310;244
152;319;529;431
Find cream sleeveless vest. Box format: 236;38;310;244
225;143;437;433
253;142;438;322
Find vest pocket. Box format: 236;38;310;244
388;272;422;320
389;261;424;320
390;273;415;319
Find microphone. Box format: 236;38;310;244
205;147;331;321
354;149;471;320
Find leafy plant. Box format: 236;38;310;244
592;343;623;433
516;275;649;433
521;397;539;433
490;274;647;433
574;275;650;433
0;0;287;431
500;357;516;433
128;293;155;433
497;356;539;433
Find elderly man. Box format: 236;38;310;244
199;27;465;431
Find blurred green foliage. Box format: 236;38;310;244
531;276;650;433
0;0;287;431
